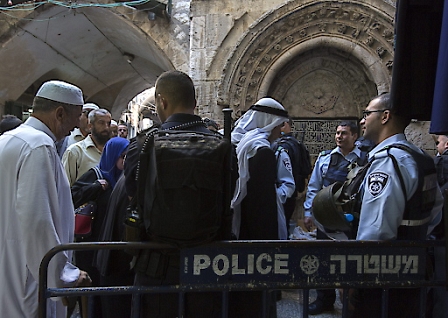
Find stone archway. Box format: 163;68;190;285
267;44;378;118
218;0;395;119
0;2;185;117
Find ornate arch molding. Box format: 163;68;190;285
218;0;395;117
263;37;382;117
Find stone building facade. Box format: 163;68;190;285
0;0;435;155
0;0;438;224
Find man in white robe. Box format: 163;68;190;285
0;80;90;317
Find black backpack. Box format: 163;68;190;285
274;135;312;193
136;128;231;247
337;143;437;239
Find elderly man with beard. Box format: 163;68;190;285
62;108;112;186
56;103;100;157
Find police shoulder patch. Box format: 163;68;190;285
367;172;389;197
282;157;292;172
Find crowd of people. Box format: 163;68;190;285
0;71;445;318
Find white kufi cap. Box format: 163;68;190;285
36;80;84;106
83;103;100;111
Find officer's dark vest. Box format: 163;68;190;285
322;150;368;187
347;144;438;240
434;154;448;187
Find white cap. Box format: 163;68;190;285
36;80;84;106
83;103;100;111
111;119;118;126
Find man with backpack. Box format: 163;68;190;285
273;118;311;236
303;120;367;315
124;70;232;317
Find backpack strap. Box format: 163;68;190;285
136;127;159;222
274;144;285;159
371;144;436;231
384;147;408;200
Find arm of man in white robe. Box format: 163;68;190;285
16;145;80;289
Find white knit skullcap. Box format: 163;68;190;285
83;103;99;111
36;80;84;106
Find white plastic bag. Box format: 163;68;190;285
289;226;316;240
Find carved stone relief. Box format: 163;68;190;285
219;1;395;119
268;49;377;118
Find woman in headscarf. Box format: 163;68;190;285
229;97;294;318
71;136;130;318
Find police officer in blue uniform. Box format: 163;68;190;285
431;134;448;318
350;93;443;317
303;120;366;315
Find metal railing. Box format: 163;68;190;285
39;239;446;318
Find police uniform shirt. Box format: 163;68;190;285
274;147;295;239
356;133;443;240
304;146;363;218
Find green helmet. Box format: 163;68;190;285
312;182;351;232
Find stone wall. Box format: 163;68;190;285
190;0;395;119
406;121;437;156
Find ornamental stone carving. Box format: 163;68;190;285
219;0;395;117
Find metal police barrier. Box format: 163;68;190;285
39;240;446;318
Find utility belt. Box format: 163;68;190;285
134;249;180;278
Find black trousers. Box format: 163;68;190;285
100;271;134;318
314;228;336;305
132;251;222;318
350;288;420;318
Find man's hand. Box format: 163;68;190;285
97;179;109;190
303;216;315;231
75;270;92;287
62;271;92;306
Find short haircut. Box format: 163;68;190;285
88;109;111;124
374;92;411;127
203;117;219;130
155;71;196;108
0;115;22;134
32;96;78;115
338;120;358;135
287;118;294;128
375;92;392;110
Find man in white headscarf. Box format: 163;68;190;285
229;97;294;317
231;97;295;240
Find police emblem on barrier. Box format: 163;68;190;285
368;172;389;197
299;255;319;275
